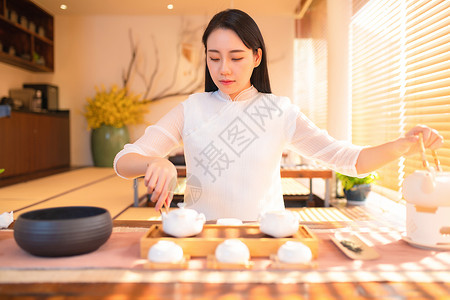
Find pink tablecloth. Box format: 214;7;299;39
0;230;147;269
0;227;449;283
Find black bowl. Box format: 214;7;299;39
14;206;113;257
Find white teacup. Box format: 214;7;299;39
259;210;300;238
147;240;184;263
277;241;312;264
215;239;250;264
216;218;243;226
0;211;13;229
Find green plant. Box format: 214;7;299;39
336;172;379;190
84;85;149;129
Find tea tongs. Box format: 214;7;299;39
419;133;442;172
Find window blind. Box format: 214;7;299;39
351;0;449;195
403;0;450;175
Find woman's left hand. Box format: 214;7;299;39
395;125;444;156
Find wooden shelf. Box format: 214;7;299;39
0;0;54;72
0;49;52;72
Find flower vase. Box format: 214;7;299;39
91;125;129;167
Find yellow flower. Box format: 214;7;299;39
84;85;149;129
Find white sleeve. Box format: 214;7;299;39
288;111;365;177
113;103;184;174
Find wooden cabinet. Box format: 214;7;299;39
0;110;70;179
0;0;54;72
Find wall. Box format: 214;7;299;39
0;14;294;167
0;63;54;96
326;0;351;141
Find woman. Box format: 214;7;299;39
114;9;443;221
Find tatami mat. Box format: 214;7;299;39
113;207;373;233
116;179;311;222
173;177;310;196
115;207;165;221
0;167;312;221
290;207;371;222
114;207;371;224
0;168;116;198
0;168;149;218
14;176;148;219
280;178;310;195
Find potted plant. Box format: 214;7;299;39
84;85;148;167
336;172;379;205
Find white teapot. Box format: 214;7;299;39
162;203;206;237
402;169;450;207
259;210;300;238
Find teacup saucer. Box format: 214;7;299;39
206;255;253;269
269;254;316;270
401;235;450;251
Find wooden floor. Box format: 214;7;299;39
1;168;448;299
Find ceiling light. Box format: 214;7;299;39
60;4;68;10
167;4;174;10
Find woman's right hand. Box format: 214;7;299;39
144;157;178;211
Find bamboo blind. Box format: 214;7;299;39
351;0;450;193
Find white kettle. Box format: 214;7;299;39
402;169;450;207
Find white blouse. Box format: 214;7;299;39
114;87;363;220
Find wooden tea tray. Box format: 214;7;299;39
269;254;317;270
144;255;190;270
206;255;254;270
140;224;318;258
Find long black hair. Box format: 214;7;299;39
202;9;271;93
